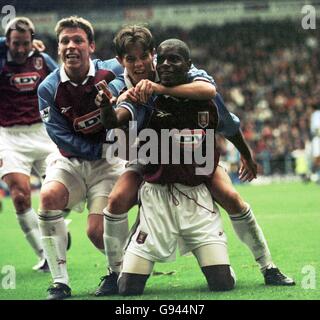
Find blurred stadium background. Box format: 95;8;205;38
1;0;320;194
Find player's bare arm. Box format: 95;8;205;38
225;129;258;181
239;155;258;182
157;80;216;100
134;78;216;103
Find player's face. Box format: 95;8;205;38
117;44;155;86
156;45;190;87
58;27;95;81
6;30;33;64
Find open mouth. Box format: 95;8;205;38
15;54;28;61
159;71;173;77
66;53;80;62
134;70;146;75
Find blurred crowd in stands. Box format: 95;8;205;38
32;19;320;182
9;0;218;12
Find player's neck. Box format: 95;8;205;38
161;78;188;88
65;67;89;84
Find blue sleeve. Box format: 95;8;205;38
214;93;240;136
116;101;149;132
107;74;126;97
96;58;124;77
40;52;58;72
38;79;104;160
0;37;7;71
188;65;216;86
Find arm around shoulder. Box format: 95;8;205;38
157;80;216;100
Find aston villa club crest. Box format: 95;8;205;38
198;111;209;128
136;231;148;244
33;57;43;70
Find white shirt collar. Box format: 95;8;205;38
123;68;134;89
60;59;95;85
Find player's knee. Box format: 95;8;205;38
11;189;31;212
202;265;235;292
40;190;58;209
107;192;133;215
118;273;149;296
40;186;68;210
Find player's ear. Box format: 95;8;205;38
89;41;96;54
187;59;192;69
116;55;124;67
151;48;156;57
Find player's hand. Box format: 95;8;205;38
239;155;258;182
134;79;154;104
32;39;46;52
95;80;113;108
117;88;139;104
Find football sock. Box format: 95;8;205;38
103;209;129;274
17;208;44;259
230;204;275;272
39;210;69;285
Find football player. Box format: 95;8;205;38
0;17;58;272
37;16;129;300
99;39;236;294
95;25;218;296
95;25;295;295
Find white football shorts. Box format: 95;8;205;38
126;182;228;263
0;123;57;179
43;152;126;213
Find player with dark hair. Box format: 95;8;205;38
98;39;236;294
37;16;127;300
94;25;218;296
95;26;295;295
0;17;58;272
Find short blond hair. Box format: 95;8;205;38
55;16;94;43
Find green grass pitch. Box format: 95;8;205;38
0;182;319;300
